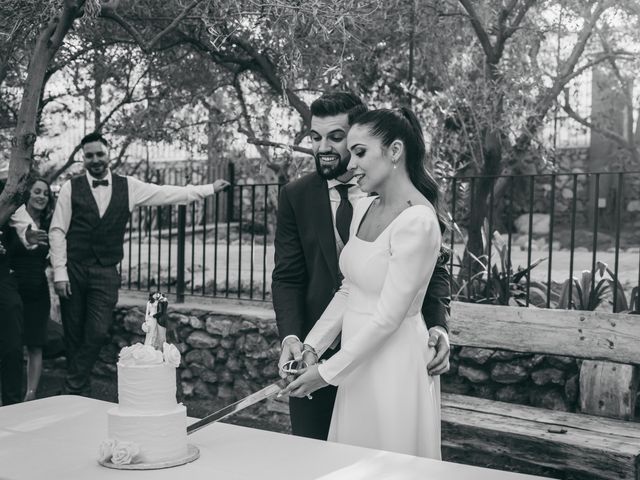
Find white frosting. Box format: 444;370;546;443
107;405;188;463
117;363;178;414
119;343;164;366
100;295;187;465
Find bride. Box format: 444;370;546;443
280;107;446;458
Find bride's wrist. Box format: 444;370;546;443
302;344;318;361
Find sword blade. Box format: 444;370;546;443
187;381;285;435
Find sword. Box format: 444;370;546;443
187;380;286;435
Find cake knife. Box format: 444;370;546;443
187;380;285;435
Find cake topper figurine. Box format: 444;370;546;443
142;292;169;350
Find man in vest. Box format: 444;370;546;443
49;132;229;396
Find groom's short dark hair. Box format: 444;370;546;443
311;92;367;123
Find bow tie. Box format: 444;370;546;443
92;179;109;188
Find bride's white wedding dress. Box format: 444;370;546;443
304;195;442;459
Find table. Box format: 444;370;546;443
0;396;549;479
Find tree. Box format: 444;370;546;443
560;10;640;167
0;0;202;225
1;0;382;224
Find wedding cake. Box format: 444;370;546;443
98;293;190;467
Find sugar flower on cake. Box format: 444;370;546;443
118;343;143;367
98;438;117;463
163;342;181;367
131;344;164;365
111;441;141;465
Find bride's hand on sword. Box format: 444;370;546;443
278;364;328;399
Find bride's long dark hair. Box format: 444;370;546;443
350;108;447;233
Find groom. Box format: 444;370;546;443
272;92;451;440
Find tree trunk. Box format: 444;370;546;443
0;2;83;226
461;129;502;281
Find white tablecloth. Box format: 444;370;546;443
0;396;548;479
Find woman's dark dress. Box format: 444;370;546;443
7;226;50;347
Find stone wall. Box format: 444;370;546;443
94;299;289;426
443;346;579;411
94;299;583;421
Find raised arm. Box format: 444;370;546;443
127;176;228;209
316;207;441;386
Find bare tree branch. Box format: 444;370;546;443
243;135;313;156
0;0;86;225
562;96;627;146
233;77;272;164
111;136;135;170
559;50;633;85
503;0;536;40
229;35;311;125
100;0;202;53
458;0;494;59
47;144;83;182
562;93;639;164
509;0;615;167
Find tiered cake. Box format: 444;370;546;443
99;293;190;467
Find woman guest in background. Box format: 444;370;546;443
8;178;54;401
281;108;446;458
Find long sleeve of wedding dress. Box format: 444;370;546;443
302;279;350;358
310;206;441;386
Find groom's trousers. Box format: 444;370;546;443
289;383;338;440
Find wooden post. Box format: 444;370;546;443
579;361;639;420
176;205;186;303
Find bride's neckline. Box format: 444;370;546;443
354;196;429;244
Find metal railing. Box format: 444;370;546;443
119;171;640;312
120;182;280;302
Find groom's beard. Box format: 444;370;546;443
314;152;350;180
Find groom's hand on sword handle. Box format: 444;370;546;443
278;337;303;379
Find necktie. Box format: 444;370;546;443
92;179;109;188
334;184;353;245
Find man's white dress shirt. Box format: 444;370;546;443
49;170;217;283
326;178;367;258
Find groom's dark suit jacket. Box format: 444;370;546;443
272;172;451;440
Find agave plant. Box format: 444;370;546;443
556;261;636;313
451;222;547;307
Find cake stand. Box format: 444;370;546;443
98;444;199;470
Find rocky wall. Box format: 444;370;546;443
94;302;583;424
94;302;289;425
443;346;580;411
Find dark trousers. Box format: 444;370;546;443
0;277;24;406
288;344;340;440
60;262;119;395
289;383;337;440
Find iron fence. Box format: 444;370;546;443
119;170;640;313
